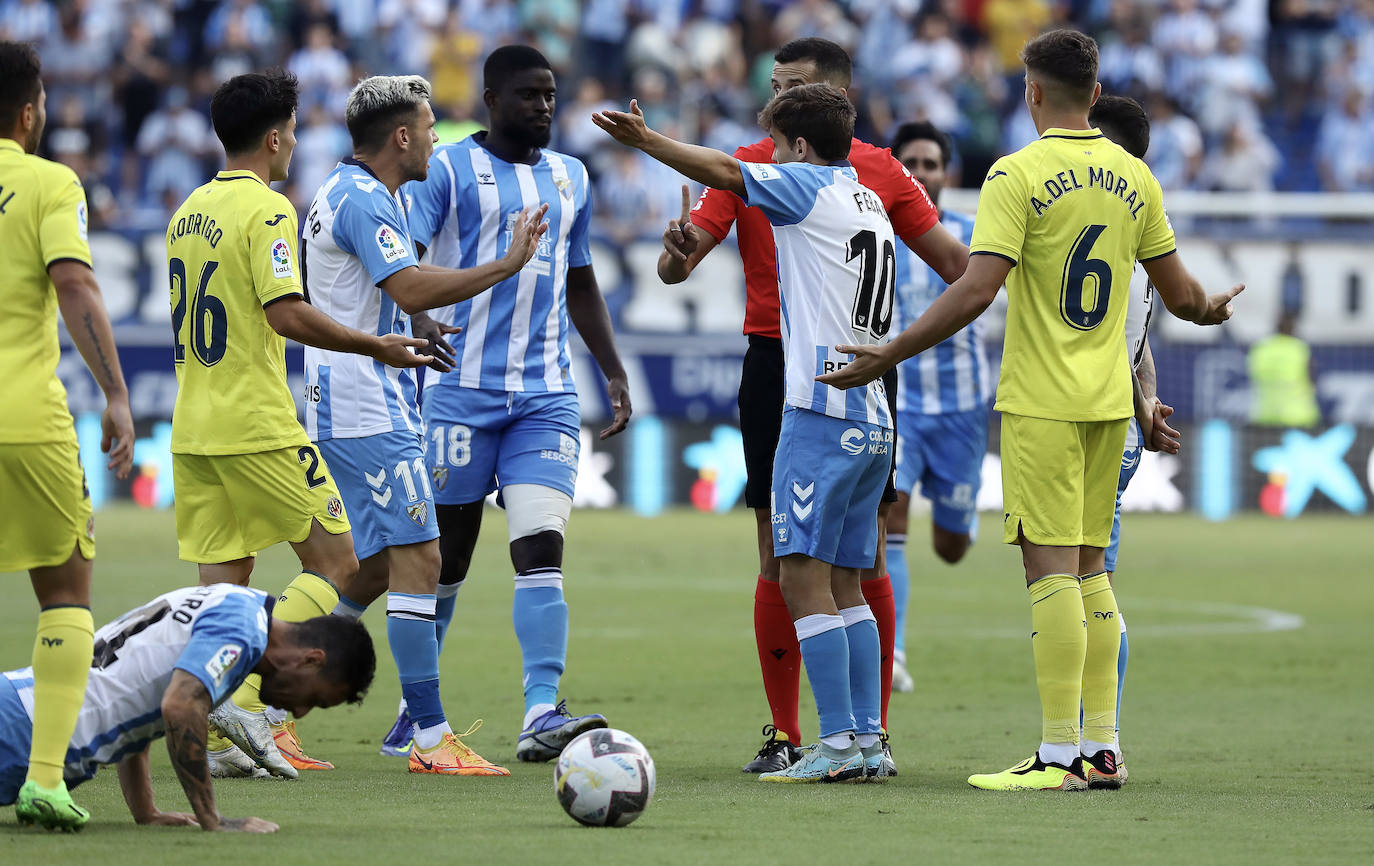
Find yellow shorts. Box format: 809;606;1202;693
173;442;350;564
1000;413;1128;549
0;440;95;572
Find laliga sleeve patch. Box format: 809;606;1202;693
376;224;409;263
746;162;781;182
270;237;294;278
77;202;88;241
205;643;244;686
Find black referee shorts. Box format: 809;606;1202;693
737;335;900;509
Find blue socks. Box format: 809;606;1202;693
886;533;909;655
386;592;445;734
793;614;855;739
840;606;882;736
512;570;567;713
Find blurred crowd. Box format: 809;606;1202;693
7;0;1374;237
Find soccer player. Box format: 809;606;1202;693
397;46;631;764
657;37;967;774
166;70;430;778
0;584;376;832
819;29;1242;791
882;121;995;695
303;74;547;776
1086;92;1184;785
597;83;894;782
0;41;134;831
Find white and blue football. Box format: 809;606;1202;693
554;728;655;827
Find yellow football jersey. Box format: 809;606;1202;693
0;138;92;444
971;127;1175;422
166;170;306;454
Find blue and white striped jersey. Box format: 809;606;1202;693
405;134;593;394
3;585;270;787
893;210;993;415
738;160;893;428
302;159;423;441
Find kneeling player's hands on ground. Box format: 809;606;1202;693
815;343;896;389
501;205;551;274
662;185;701;262
135;810;200;828
409;313;462;372
214;816;279;833
371;333;434;369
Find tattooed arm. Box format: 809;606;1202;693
50;260;134;479
116;746;199;827
161;672;278;833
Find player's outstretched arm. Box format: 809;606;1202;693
264;296;434;370
567;265;632;439
51;260;134;480
593;100;745;197
902;221;969;286
161;671;278;833
116;746;200;828
380;205;549;313
657;184;721;284
1141;252;1244;326
818;253;1009;390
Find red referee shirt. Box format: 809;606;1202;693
689;136;941;339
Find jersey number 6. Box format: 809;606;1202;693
1060;224;1113;331
170;257;229;366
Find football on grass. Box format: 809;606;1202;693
554;728;655;827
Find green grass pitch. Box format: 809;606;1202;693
2;506;1372;864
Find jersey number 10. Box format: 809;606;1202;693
846;230;895;340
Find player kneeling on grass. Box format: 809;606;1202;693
0;585;374;832
595;84;892;782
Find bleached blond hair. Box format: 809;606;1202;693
345;74;432;151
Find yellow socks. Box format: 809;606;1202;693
1028;574;1086;750
1080;572;1121;748
26;607;94;789
275;572;340;622
229;573;340;714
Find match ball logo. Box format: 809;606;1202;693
376;224;409;264
270;237;293;278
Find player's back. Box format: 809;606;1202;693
694;137;937;341
302;160;421;441
406;135;591;394
973;129;1174;422
2;585;271;786
0;141;89;444
894;209;992;414
741;161;895;427
166;171;306;455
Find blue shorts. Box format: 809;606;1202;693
770;408;891;569
317;430;439;560
0;677;34;805
893;404;990;535
421;387;580;505
1105;420;1143;573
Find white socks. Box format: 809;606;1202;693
523;703;556;730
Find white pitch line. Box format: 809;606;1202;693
959;600;1305;640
